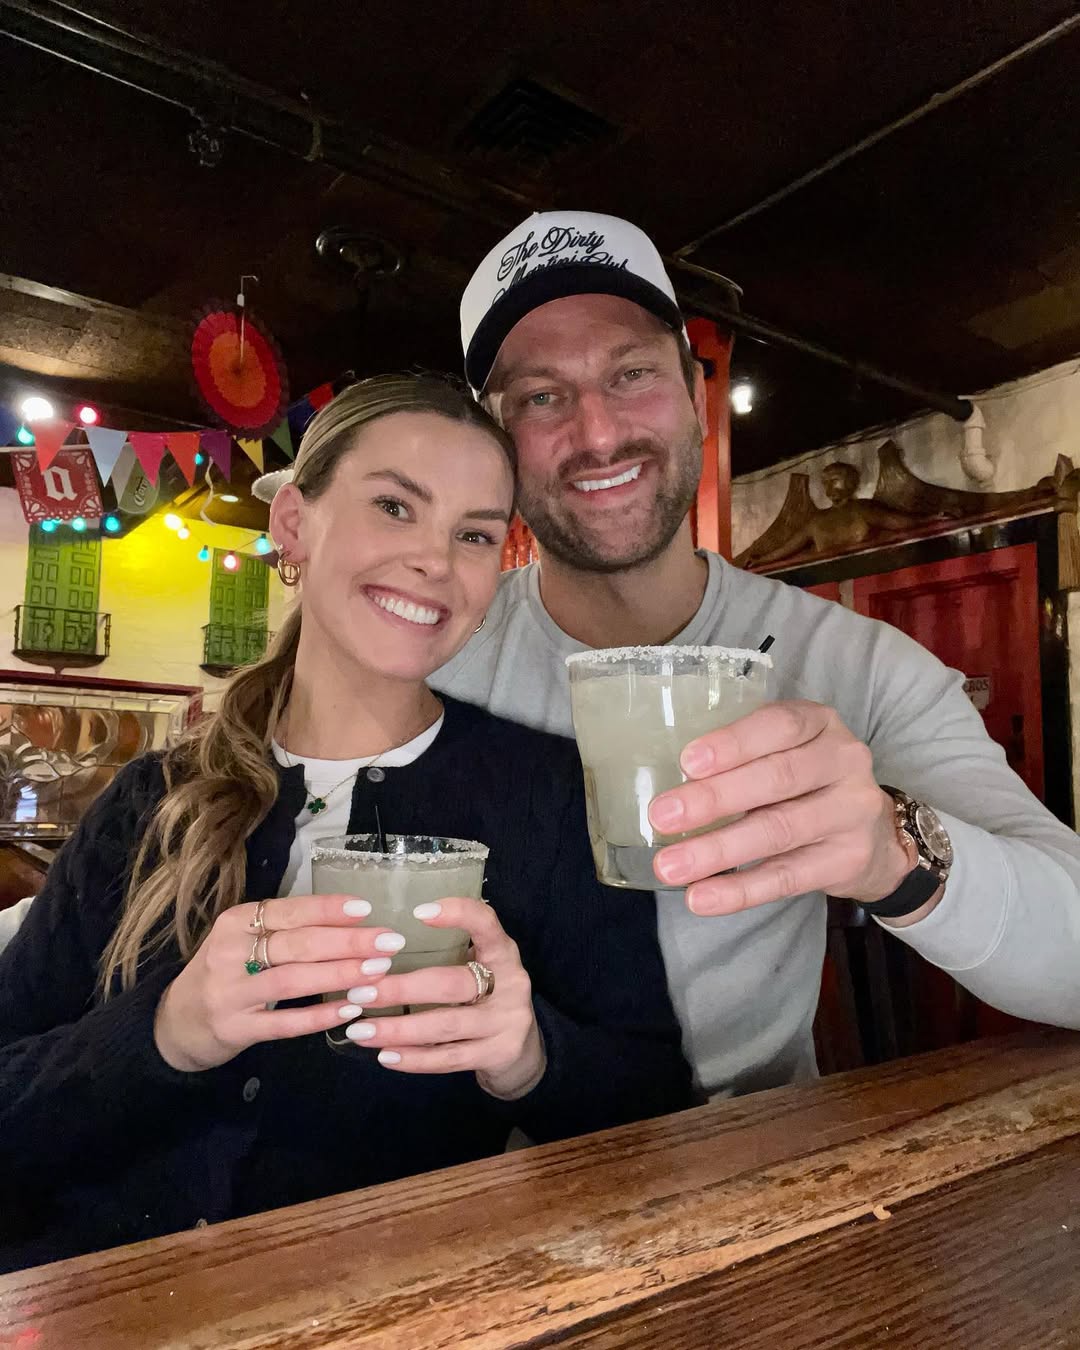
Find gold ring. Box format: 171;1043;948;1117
249;899;269;935
466;960;495;1004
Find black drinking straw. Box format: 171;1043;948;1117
741;634;775;675
374;802;387;852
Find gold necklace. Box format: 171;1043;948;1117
279;703;441;816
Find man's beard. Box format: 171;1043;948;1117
516;424;703;574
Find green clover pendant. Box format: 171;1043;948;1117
307;797;327;814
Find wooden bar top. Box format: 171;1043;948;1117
3;1030;1080;1349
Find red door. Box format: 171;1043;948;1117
852;543;1044;799
805;581;841;603
852;542;1045;1041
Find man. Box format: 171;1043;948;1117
433;209;1080;1097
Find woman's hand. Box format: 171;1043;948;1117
341;897;547;1101
153;895;400;1072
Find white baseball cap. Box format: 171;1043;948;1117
460;210;685;394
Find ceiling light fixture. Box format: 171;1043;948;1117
731;381;755;416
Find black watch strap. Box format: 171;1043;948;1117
856;864;943;919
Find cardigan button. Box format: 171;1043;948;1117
242;1076;261;1103
366;766;386;783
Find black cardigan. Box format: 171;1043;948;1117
0;695;694;1271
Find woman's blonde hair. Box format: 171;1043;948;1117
100;373;514;994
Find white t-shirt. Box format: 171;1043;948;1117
272;715;444;897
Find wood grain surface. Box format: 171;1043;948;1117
2;1031;1079;1350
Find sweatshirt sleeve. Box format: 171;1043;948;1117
864;623;1080;1029
0;758;221;1185
490;756;698;1141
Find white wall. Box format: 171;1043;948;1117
732;358;1080;556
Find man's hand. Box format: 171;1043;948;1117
648;700;919;916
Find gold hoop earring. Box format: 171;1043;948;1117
276;546;301;588
474;617;486;633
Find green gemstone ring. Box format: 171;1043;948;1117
245;934;270;975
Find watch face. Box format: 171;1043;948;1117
914;803;953;867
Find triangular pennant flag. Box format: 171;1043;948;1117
110;444;138;503
269;418;294;460
85;427;128;484
128;431;167;483
308;382;334;410
237;437;264;472
34;420;75;471
200;429;232;479
165;431;200;486
288;398;315;444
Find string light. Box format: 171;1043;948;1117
71;517;87;533
220;494;240;504
16;426;34;446
198;545;211;562
177;526;191;540
76;404;100;426
41;520;58;533
222;551;240;571
164;513;183;531
20;395;55;423
195;452;205;466
103;515;121;533
254;533;271;554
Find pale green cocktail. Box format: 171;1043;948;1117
566;645;772;890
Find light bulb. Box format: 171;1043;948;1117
40;520;58;533
103;515;121;533
254;534;272;555
198;545;211;562
195;452;205;466
16;425;34;445
71;517;87;533
731;381;754;416
220;494;240;504
177;526;191;541
77;404;100;426
20;395;55;423
164;513;183;531
222;552;240;571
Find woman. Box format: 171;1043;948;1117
0;375;693;1272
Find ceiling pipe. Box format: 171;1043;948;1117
678;264;973;422
676;11;1080;255
0;0;531;224
1;0;973;422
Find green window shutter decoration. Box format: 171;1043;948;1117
206;550;270;667
24;526;101;654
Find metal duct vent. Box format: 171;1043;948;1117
455;79;615;165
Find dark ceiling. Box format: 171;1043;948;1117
2;0;1079;482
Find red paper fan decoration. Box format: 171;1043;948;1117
191;303;289;439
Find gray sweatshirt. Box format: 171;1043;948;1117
433;552;1080;1096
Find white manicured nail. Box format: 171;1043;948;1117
345;1022;377;1041
361;957;392;976
343;899;371;918
337;1004;363;1020
378;1050;402;1065
346;985;378;1004
413;902;442;919
374;932;406;953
